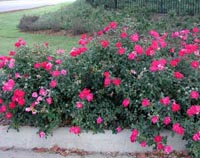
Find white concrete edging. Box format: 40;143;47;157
0;126;187;153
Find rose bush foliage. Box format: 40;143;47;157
0;23;200;157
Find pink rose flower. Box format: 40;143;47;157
160;96;170;106
96;116;103;124
163;116;171;125
171;102;181;112
190;91;199;99
49;80;57;88
46;97;52;105
140;141;147;147
151;115;159;124
142;99;150;107
122;98;130;107
39;131;46;138
164;145;172;154
69;126;81;135
76;102;83;109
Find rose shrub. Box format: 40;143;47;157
0;23;199;157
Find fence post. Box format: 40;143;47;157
114;0;118;9
160;0;164;13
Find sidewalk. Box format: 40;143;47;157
0;0;75;12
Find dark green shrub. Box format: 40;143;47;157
18;15;39;31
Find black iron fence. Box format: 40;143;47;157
86;0;200;15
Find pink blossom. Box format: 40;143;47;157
171;31;179;38
36;96;43;102
116;126;122;133
32;92;38;98
15;73;20;78
146;47;155;56
154;135;162;143
46;97;52;105
0;105;6;113
141;99;150;107
9;51;16;56
55;59;62;65
134;44;143;55
51;70;60;77
151;115;159;124
192;27;199;33
120;32;127;39
49;80;57;88
103;26;110;33
150;59;166;72
100;40;109;48
61;69;67;75
192;131;200;141
112;78;121;86
170;58;180;67
39;88;47;96
69;126;81;134
172;123;185;135
56;49;65;55
115;42;122;48
159;96;170;106
130;33;139;42
190;61;199;69
47;56;53;61
140;141;147;147
171;102;181;112
43;42;48;47
2;79;15;92
76;102;83;109
109;21;117;29
104;77;111;87
86;93;93;102
5;112;13;119
163;116;171;125
117;47;126;55
149;30;160;38
79;88;93;102
190;91;199;99
103;71;110;78
122;98;130;107
97;30;103;36
0;98;2;104
9;102;16;109
128;52;136;60
164;145;172;154
187;105;200;117
130;129;139;143
39;131;46;138
96;116;103;124
8;59;15;68
79;88;91;99
157;143;164;150
34;62;40;69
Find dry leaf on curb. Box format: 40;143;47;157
58;150;69;157
32;147;47;153
0;147;13;151
50;145;59;153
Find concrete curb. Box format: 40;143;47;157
0;126;187;153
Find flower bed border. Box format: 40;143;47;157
0;126;187;153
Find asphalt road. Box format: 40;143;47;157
0;0;75;12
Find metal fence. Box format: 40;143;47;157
86;0;200;15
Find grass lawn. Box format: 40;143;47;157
0;2;78;55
